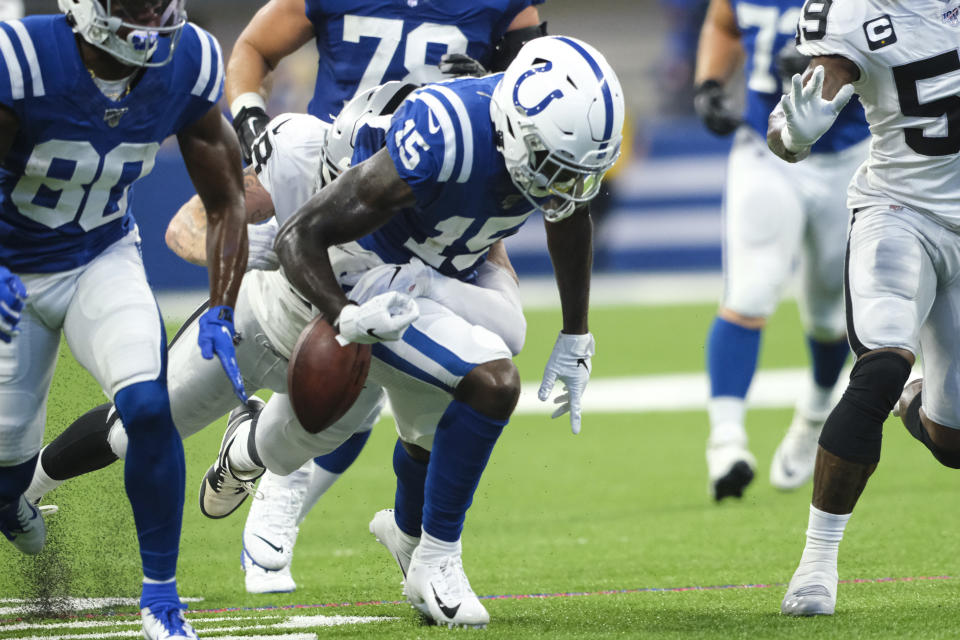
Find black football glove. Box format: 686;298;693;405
438;52;488;77
693;80;741;136
775;41;812;87
232;105;269;165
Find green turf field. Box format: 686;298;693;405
1;302;956;639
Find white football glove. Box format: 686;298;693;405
335;291;419;346
246;218;280;271
538;332;595;435
779;65;854;153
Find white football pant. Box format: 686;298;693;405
846;204;960;429
722;129;868;340
0;230;164;466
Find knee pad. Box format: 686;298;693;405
819;351;912;464
114;380;174;436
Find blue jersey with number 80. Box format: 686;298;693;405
305;0;543;122
732;0;868;152
352;75;545;281
0;15;223;273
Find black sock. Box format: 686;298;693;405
41;403;120;481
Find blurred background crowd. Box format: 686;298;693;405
18;0;727;290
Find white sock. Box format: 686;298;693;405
417;530;461;561
799;504;850;569
708;397;747;445
800;381;836;422
24;449;62;504
297;465;341;524
226;421;262;478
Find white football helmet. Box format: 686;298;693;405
59;0;187;67
317;81;418;190
490;36;625;222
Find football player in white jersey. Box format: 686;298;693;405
693;0;869;501
767;0;960;616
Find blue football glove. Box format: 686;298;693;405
0;266;27;343
198;305;248;404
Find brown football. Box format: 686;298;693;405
287;316;372;434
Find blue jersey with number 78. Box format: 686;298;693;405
0;15;223;273
305;0;544;122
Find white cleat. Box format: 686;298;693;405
242;470;306;571
781;562;838;616
141;605;199;639
706;433;756;501
199;398;265;519
242;548;296;594
0;495;46;555
369;509;419;580
770;413;826;491
403;546;489;629
893;378;923;419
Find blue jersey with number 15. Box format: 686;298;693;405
0;15;224;273
305;0;544;121
732;0;868;152
352;74;551;282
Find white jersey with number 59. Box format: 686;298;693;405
797;0;960;225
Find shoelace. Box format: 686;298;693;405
151;603;191;636
0;500;35;537
435;555;475;602
260;485;302;545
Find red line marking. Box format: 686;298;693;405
0;575;950;625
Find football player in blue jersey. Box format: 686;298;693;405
0;1;248;638
226;0;546;161
204;35;624;627
692;0;869;501
223;0;549;591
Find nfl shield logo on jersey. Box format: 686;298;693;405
104;107;129;128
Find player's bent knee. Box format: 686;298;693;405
113;380;174;435
456;358;520;421
818;350;912;464
401;439;431;462
718;307;769;330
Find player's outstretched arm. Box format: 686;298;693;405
178;106;250;402
226;0;314;160
539;204;595;435
767;56;858;163
693;0;744;136
275;148;417;322
165;165;276;266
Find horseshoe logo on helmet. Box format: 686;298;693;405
512;60;564;116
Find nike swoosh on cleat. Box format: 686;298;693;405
394;552;407;578
252;534;283;555
431;585;461;619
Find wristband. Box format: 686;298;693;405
230;92;268;119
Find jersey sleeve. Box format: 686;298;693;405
795;0;870;84
384;88;463;206
256;114;329;223
172;24;226;131
0;22;32;118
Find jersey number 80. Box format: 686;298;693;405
12;140;159;230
